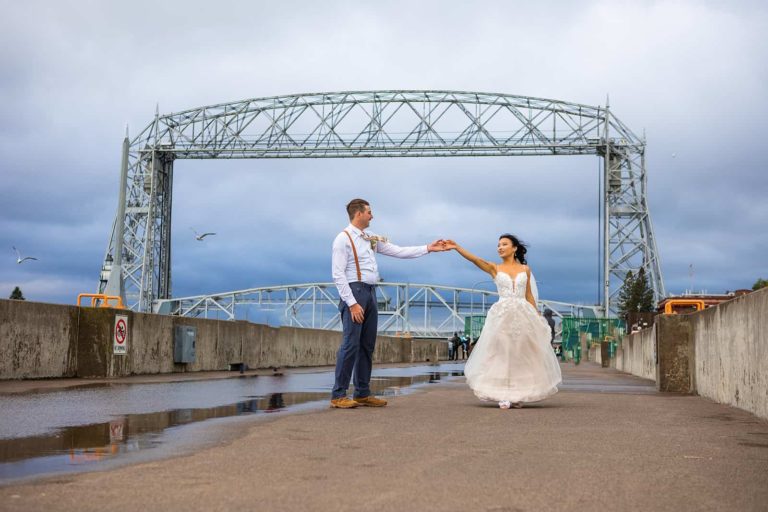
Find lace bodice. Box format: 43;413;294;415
494;271;528;300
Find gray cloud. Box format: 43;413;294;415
1;0;766;306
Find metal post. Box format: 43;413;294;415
404;284;410;333
453;290;457;332
602;102;611;317
470;290;474;330
157;158;174;301
396;286;400;332
102;128;130;302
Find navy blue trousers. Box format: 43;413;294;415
332;282;378;399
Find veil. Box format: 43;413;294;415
529;272;540;305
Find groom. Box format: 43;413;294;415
330;198;447;408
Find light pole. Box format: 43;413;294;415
469;280;493;339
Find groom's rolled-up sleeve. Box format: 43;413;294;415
331;234;357;307
376;241;428;259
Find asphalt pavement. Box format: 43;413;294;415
1;362;767;512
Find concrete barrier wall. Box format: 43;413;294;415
604;288;768;420
0;300;78;379
693;287;768;420
410;338;443;363
588;344;601;365
655;315;695;393
0;299;447;380
613;324;656;381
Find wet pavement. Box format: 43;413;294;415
1;361;766;512
0;363;465;483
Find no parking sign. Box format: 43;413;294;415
113;315;128;355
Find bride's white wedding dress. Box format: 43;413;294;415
464;270;562;403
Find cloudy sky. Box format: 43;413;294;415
1;0;766;309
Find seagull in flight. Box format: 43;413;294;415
12;246;38;264
190;228;216;241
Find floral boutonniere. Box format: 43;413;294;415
363;234;389;250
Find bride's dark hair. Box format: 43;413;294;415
499;234;528;264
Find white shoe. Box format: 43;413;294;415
498;400;511;409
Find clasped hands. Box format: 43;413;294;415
427;239;459;252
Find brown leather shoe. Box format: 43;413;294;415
354;395;388;407
330;397;359;409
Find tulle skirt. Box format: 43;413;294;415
464;298;562;403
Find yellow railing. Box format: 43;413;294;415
663;299;705;314
77;293;126;309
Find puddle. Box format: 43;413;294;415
0;363;464;483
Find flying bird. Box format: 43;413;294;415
190;228;216;241
12;246;38;264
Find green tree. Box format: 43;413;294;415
753;278;768;291
635;267;655;312
617;270;636;318
9;286;25;300
618;268;655;317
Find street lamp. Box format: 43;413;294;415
469;280;493;338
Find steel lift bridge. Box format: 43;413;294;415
98;90;664;334
151;283;602;338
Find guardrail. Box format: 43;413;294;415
77;293;126;309
663;299;705;314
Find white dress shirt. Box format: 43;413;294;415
332;224;428;307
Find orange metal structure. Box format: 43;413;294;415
77;293;126;309
663;299;705;314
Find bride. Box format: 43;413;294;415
444;234;562;409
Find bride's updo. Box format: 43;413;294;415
499;234;528;264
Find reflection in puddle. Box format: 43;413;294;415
0;365;464;483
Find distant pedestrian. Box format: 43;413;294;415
449;332;460;361
543;309;555;344
460;335;469;360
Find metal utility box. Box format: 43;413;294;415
174;325;196;363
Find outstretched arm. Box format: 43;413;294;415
443;240;496;277
376;239;448;258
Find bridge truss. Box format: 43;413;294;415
99;90;664;316
154;282;601;338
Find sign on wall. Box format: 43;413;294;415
113;314;128;355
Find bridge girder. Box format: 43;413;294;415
98;90;665;315
153;282;603;338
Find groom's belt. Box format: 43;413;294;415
349;281;376;291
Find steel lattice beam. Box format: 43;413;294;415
153;282;602;338
98;90;665;315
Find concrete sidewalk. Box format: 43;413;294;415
1;363;767;511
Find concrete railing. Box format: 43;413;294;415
693;287;768;419
612;324;656;381
604;287;768;420
0;299;447;380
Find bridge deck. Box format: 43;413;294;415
2;363;767;511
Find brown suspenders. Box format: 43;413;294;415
343;230;362;282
